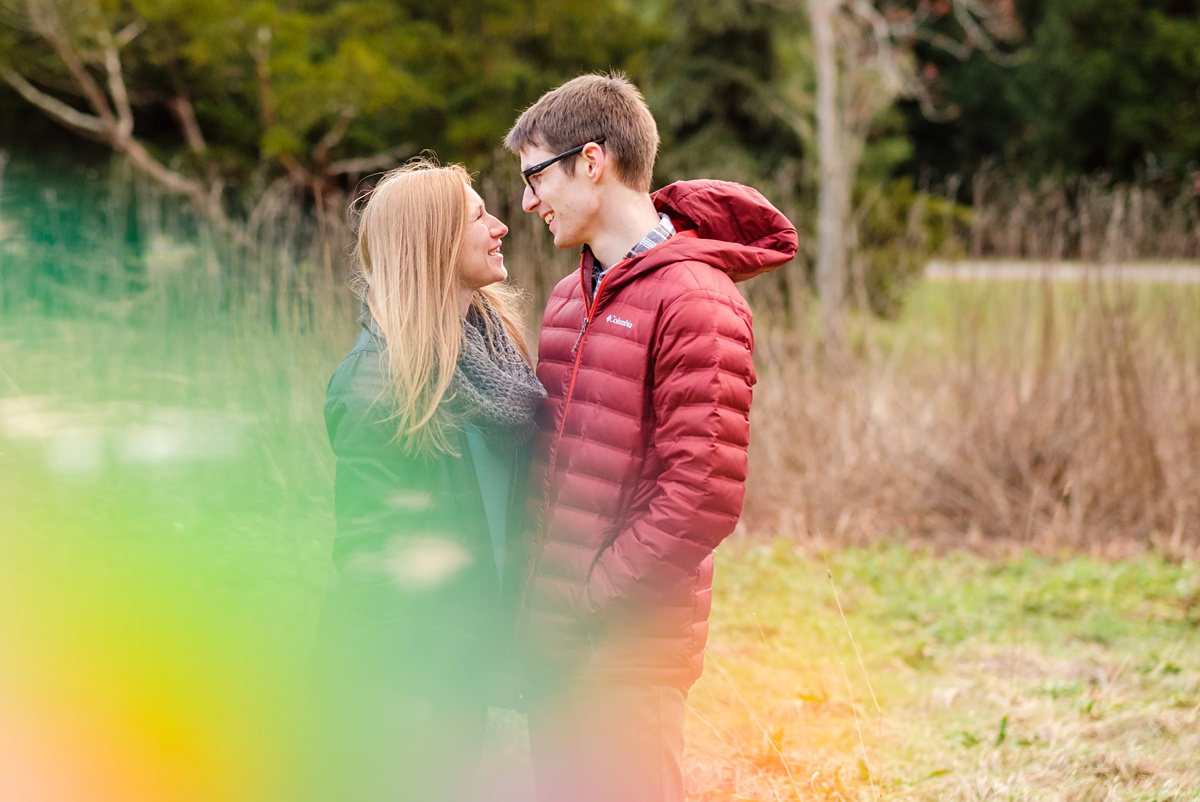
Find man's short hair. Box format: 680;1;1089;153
505;72;659;193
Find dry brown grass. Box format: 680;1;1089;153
743;275;1200;555
967;172;1200;262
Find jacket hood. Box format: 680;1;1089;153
648;179;798;282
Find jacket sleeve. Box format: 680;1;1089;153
582;285;754;619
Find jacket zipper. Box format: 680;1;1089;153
571;317;588;354
516;233;699;621
553;263;618;463
514;231;702;653
515;261;619;625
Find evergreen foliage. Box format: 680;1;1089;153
4;0;1198;319
647;0;807;186
905;0;1200;188
0;0;657;210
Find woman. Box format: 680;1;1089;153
313;159;543;802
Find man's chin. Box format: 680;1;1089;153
552;232;580;251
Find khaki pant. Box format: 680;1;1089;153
528;682;688;802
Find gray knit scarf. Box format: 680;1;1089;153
450;301;545;451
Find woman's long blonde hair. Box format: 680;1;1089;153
351;158;531;455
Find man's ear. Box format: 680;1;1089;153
581;141;605;183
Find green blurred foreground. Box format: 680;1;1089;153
1;299;1198;800
0;307;337;802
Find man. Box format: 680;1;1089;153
505;72;798;802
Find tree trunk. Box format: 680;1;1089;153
808;0;849;356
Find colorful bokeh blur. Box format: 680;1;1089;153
1;157;339;802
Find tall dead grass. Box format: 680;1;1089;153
967;169;1200;261
745;174;1200;552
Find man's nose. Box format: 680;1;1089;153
521;185;539;213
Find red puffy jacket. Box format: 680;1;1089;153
521;179;798;686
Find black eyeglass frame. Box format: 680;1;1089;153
520;137;606;191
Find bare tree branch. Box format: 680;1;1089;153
328;144;416;177
952;0;1021;66
847;0;892;50
25;0;116;130
313;106;358;167
1;66;106;135
114;18;143;47
99;29;133;140
167;95;208;154
913;26;973;60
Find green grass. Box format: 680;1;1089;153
690;539;1200;800
877;277;1200;366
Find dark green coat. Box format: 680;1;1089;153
319;322;528;691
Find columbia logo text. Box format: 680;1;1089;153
605;314;634;329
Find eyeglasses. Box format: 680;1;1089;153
520;137;606;192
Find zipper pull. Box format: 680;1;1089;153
571;317;589;354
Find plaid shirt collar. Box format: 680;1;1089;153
627;213;677;259
592;213;677;289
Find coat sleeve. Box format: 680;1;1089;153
582;285;755;619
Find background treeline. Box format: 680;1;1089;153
4;0;1199;279
5;1;1199;187
907;0;1200;187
